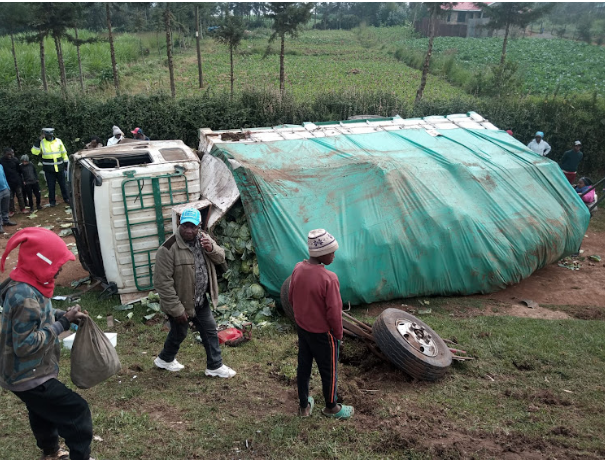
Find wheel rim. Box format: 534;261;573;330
395;319;438;357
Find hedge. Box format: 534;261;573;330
2;89;605;178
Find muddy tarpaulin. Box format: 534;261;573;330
210;124;590;304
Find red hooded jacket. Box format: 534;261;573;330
1;228;75;297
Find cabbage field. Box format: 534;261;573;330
392;36;605;97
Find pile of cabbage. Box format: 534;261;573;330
211;202;276;328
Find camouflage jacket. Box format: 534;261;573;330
0;279;66;391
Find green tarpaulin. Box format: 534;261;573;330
210;120;590;305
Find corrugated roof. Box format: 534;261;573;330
442;2;494;12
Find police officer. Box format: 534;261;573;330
31;128;70;207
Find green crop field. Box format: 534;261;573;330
0;27;468;102
0;27;603;100
120;27;467;102
392;36;605;96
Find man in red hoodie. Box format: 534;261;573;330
0;228;92;460
288;228;354;419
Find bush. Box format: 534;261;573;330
1;89;604;178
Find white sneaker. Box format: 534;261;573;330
172;359;185;369
205;364;236;378
154;356;184;372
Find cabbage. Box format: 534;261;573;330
234;238;247;255
210;201;276;328
239;224;251;240
240;260;252;274
247;283;265;299
225;221;239;238
235;287;246;301
247;300;260;313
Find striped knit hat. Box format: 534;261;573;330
308;229;339;257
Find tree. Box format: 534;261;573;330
25;3;78;95
484;2;555;64
0;3;31;91
195;4;204;88
106;3;120;95
213;14;245;98
36;3;80;96
266;2;314;93
415;3;452;105
164;4;176;98
66;3;100;92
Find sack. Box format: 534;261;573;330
70;315;121;389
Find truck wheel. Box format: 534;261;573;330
280;276;296;325
372;308;452;381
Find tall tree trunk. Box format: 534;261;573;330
106;3;120;95
415;7;436;105
500;21;510;64
75;27;84;91
39;36;48;92
196;5;203;88
279;34;285;93
165;6;176;98
10;33;21;91
229;44;235;99
54;35;68;97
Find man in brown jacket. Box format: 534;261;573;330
153;208;236;378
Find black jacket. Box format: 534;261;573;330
20;163;38;185
0;157;22;189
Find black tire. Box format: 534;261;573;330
372;308;452;381
280;275;297;325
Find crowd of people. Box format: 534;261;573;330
522;130;596;212
0;125;152;234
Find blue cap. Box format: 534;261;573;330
535;131;544;137
180;208;201;226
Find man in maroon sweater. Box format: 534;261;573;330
288;229;354;419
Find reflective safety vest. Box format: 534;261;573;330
31;138;68;173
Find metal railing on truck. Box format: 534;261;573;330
122;169;190;291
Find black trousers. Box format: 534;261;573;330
297;327;340;409
44;169;69;205
159;298;223;370
8;184;25;212
24;183;41;209
12;378;93;460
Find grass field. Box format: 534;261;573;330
118;27;467;103
2;247;605;458
0;27;470;102
1;26;603;100
392;36;605;97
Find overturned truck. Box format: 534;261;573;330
69;112;589;305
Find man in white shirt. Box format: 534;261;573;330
527;131;551;156
107;126;124;146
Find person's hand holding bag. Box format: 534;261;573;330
64;304;87;324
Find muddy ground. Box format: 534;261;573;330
1;206;604;459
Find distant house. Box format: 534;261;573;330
415;2;495;38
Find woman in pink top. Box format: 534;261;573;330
575;177;598;215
